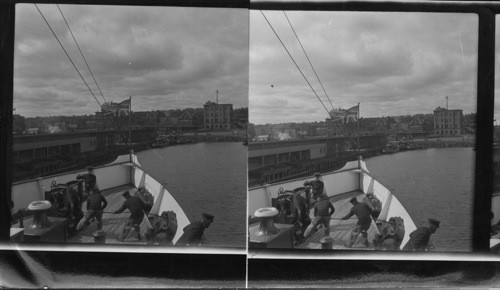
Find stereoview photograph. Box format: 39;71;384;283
248;10;477;253
9;4;248;249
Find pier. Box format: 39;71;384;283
12;129;246;182
248;135;475;187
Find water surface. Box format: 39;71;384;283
137;142;247;248
365;148;474;252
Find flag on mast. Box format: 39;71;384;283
102;99;131;117
331;104;359;124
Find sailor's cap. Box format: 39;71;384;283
86;166;94;171
349;197;357;203
202;213;214;221
428;218;440;226
314;172;322;177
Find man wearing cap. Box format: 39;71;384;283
113;191;146;242
76;166;97;201
182;213;214;246
342;197;373;247
303;172;325;209
303;195;335;238
404;218;440;251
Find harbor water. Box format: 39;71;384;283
137;142;247;248
365;147;474;252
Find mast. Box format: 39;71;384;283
128;96;132;149
357;103;360;158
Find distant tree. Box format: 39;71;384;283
247;123;256;140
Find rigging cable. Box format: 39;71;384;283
56;4;108;105
260;11;330;117
283;11;335;112
261;11;359;155
34;4;102;109
282;11;357;147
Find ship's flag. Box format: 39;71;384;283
102;99;131;117
331;104;359;123
343;105;359;123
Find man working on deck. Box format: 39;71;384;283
76;189;108;231
113;191;145;242
76;166;97;201
342;197;373;248
182;213;214;246
303;195;335;239
134;186;154;214
303;172;325;209
403;218;440;251
145;211;178;245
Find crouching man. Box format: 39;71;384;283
145;211;178;245
181;213;214;246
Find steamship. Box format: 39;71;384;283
248;157;418;251
9;152;191;246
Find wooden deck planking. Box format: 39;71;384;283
69;185;152;245
298;190;378;250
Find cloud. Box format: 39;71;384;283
13;4;248;117
250;11;478;124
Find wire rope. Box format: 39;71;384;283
34;4;102;109
261;11;359;155
57;4;108;105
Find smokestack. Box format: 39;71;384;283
216;90;219;104
446;96;448;110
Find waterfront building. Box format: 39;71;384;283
248;135;386;186
179;110;194;127
203;101;233;130
12;129;155;181
255;135;270;142
433;106;464;136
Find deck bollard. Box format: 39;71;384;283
254;207;280;236
93;230;106;244
320;236;333;249
28;200;52;229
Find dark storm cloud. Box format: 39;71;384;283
250;11;477;124
14;4;248;117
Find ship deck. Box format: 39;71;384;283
296;190;379;250
69;185;152;245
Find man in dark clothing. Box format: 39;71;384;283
304;172;325;209
342;197;373;247
134;187;154;214
291;193;310;226
303;195;335;238
76;189;108;231
403;218;440;251
77;166;97;201
291;193;311;243
182;213;214;246
113;191;145;242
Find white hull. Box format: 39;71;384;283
491;193;500;252
248;159;417;249
11;153;190;245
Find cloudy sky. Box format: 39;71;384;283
249;11;479;124
14;4;248;117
